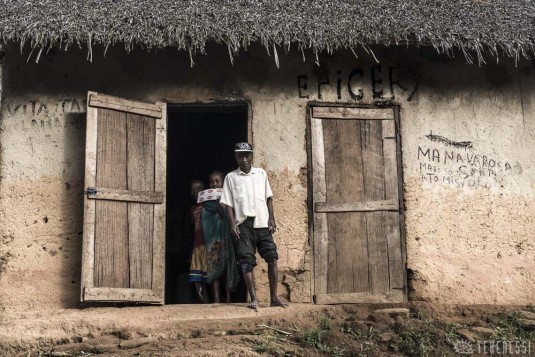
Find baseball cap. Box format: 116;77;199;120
234;142;253;152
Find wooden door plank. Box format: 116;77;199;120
323;119;369;293
315;199;398;213
313;106;394;120
311;117;328;295
385;212;404;289
315;290;404;305
81;101;98;299
382;118;404;290
87;187;163;203
89;93;163;118
151;102;167;299
394;108;408;295
94;108;129;288
306;108;316;302
324;213;369;293
366;212;390;293
84;287;162;303
361;120;390;293
127;113;156;289
382;120;399;201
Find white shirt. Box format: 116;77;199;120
220;166;273;228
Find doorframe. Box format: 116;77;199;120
164;100;252;305
167;101;253;144
305;102;407;303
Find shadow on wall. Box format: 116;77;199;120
407;268;427;302
60;112;86;308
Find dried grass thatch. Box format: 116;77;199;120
0;0;534;63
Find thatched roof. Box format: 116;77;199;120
0;0;534;63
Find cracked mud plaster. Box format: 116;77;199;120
0;171;311;310
0;176;83;311
404;177;535;304
247;168;311;303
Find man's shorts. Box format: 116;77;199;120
236;217;278;267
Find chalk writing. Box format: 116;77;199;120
417;133;519;189
426;131;473;149
407;74;421;102
2;99;86;133
297;76;309;99
348;68;364;100
6;99;86;117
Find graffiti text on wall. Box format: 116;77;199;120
297;66;419;102
418;132;520;189
2;99;86;132
425;131;473;150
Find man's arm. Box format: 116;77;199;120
220;175;239;238
222;203;240;239
264;170;276;234
267;197;276;234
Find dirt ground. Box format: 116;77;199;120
2;302;535;356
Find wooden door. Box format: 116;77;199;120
310;106;405;304
81;92;167;304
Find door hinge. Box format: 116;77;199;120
84;187;97;196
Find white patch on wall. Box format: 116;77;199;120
0;97;86;180
417;130;522;190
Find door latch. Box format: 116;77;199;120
384;133;400;141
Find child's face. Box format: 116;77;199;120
209;174;224;189
190;181;204;200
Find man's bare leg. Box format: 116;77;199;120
268;260;288;307
243;271;258;309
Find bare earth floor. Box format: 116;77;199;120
2;302;535;356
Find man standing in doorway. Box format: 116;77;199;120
220;142;288;309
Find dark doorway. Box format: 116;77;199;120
165;103;249;304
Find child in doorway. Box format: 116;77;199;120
188;179;209;303
202;171;240;303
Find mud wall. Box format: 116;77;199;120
0;44;534;312
401;59;535;304
0;44;313;311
